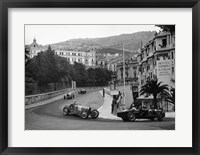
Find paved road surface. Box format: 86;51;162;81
25;88;175;130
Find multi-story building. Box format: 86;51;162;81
107;57;122;73
28;38;46;58
27;38;96;67
96;57;107;68
137;31;175;110
55;49;96;67
137;31;175;91
116;57;139;85
96;53;121;70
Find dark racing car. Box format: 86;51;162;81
117;106;165;122
63;101;99;119
78;88;87;94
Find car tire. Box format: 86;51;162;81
91;110;99;119
157;114;164;121
80;111;88;119
151;117;155;121
122;116;128;121
127;112;136;122
63;107;69;116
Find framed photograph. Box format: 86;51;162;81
0;0;199;155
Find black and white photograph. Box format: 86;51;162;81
25;24;175;130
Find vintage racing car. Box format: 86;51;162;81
78;88;87;94
63;101;99;119
117;106;165;122
64;91;75;100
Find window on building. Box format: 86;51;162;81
134;70;137;78
162;39;167;47
85;59;88;65
172;66;174;73
171;52;174;59
72;53;76;56
157;53;170;60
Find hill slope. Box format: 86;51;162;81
48;31;156;54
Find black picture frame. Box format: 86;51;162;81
0;0;199;154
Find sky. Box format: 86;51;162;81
25;25;161;45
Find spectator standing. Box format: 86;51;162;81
103;88;105;97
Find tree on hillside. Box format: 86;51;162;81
104;69;112;83
45;45;60;90
156;25;175;33
25;46;30;63
140;78;169;109
94;68;112;86
26;45;59;91
73;62;88;86
87;68;96;86
54;55;73;87
25;47;35;95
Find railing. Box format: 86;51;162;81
25;86;105;105
25;88;72;105
157;44;175;51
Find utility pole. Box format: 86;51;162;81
123;44;125;105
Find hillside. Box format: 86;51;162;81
46;31;156;54
93;31;156;52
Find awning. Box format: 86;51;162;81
137;95;161;100
137;95;154;100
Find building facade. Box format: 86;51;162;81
137;31;175;111
116;57;139;85
28;38;96;67
55;49;96;67
137;31;175;91
28;38;46;58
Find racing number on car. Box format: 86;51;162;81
78;106;82;111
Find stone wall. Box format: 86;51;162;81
25;88;72;105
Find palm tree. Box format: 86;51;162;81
164;87;175;110
140;78;169;109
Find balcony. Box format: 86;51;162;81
156;44;175;52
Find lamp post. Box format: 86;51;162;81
111;72;117;90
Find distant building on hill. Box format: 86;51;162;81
116;57;139;85
26;38;96;67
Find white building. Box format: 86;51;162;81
137;31;175;91
28;38;46;58
137;31;175;111
55;49;96;67
28;38;96;67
